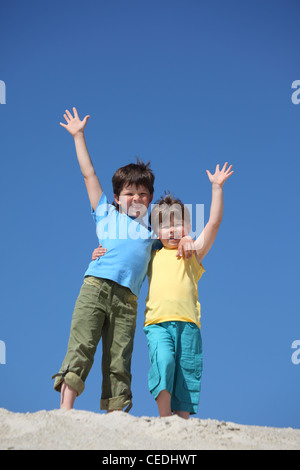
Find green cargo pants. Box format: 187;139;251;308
52;276;138;412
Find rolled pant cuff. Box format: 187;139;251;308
100;395;132;412
53;371;85;397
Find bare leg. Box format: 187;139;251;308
174;410;190;420
156;390;172;417
60;381;77;410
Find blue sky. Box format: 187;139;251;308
1;0;299;429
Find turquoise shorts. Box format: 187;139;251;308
143;321;203;415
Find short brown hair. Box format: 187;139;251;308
150;192;191;233
112;157;155;200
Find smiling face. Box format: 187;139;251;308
150;195;192;249
158;213;190;249
114;183;153;218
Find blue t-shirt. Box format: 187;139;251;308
85;192;160;297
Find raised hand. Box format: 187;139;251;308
206;162;234;187
59;107;90;137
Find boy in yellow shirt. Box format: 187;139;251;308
143;162;233;418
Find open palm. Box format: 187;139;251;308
59;107;90;137
206;162;234;187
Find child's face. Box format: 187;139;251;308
158;215;190;249
114;183;153;218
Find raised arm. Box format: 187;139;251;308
60;107;103;210
194;162;233;263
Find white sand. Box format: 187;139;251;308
0;408;299;450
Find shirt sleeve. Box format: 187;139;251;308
91;192;111;224
198;262;205;279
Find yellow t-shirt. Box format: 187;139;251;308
144;247;205;328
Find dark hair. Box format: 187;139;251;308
112;157;154;209
150;192;191;233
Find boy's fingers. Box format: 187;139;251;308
96;249;106;257
65;109;73;120
222;162;228;171
176;246;183;257
59;122;67;128
73;107;79;118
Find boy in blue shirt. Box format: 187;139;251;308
53;108;189;412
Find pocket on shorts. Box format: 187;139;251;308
181;353;203;392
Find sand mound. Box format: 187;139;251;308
0;408;299;450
